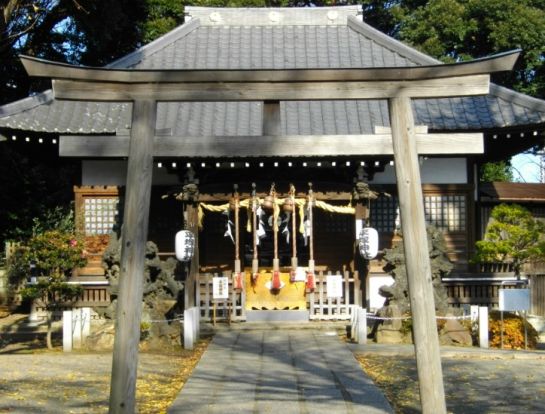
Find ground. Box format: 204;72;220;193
1;313;545;413
0;313;209;414
356;348;545;414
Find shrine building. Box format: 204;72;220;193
1;6;545;322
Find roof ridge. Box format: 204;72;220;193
490;83;545;113
106;18;201;69
0;90;53;118
185;5;361;26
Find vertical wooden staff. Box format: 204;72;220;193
233;184;243;290
271;184;281;290
306;182;315;292
290;184;298;281
251;183;259;282
272;188;279;270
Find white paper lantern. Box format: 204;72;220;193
175;230;195;262
358;227;379;260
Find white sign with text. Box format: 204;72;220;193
327;275;343;298
212;276;229;300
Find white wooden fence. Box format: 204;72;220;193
308;271;361;320
196;270;361;322
196;273;246;322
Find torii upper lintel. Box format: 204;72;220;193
19;50;520;101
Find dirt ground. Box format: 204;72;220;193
357;351;545;414
0;313;210;414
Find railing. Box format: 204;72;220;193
197;273;246;322
443;278;518;308
74;286;111;307
196;270;361;322
32;285;110;320
308;271;361;320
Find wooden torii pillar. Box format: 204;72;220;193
21;50;519;414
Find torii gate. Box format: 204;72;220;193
21;50;519;414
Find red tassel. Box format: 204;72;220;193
233;273;243;290
271;270;281;290
306;272;315;292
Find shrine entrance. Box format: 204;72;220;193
19;49;520;413
192;180;363;322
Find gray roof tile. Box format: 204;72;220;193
1;6;545;138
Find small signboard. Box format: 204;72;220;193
212;276;229;300
326;275;343;298
498;289;530;312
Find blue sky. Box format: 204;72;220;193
511;153;542;182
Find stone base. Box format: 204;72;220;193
376;329;404;344
246;310;309;322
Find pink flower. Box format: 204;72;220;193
69;239;78;247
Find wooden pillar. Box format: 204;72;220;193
354;203;368;307
109;99;157;414
388;96;446;414
186;200;200;308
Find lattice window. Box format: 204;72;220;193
84;198;119;235
371;194;466;233
370;196;399;233
424;195;466;232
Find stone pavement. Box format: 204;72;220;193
168;329;392;414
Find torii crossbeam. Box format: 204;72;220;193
21;50;519;414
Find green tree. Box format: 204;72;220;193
480;160;514;182
392;0;545;98
474;203;545;277
16;229;86;348
0;0;159;104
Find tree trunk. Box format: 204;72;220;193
46;311;53;349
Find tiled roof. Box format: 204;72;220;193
480;182;545;202
120;25;417;70
1;6;545;136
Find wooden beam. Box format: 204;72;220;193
51;75;490;101
109;99;156;414
389;96;446;413
263;101;281;136
59;133;484;157
20;50;520;83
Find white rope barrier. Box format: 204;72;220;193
365;314;472;321
145;316;184;323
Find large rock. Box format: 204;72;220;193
85;322;116;351
439;317;472;346
376;304;404;344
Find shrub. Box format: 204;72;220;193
489;311;538;349
11;229;87;349
21;230;86;278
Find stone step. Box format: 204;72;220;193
245;310;310;322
